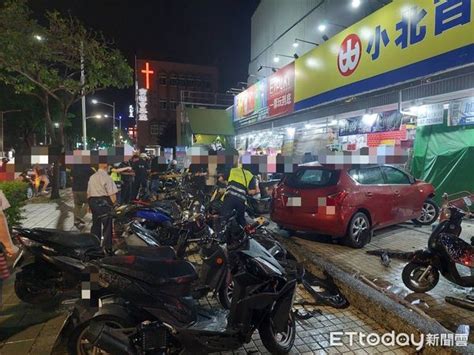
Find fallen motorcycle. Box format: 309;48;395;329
402;195;474;293
67;217;298;355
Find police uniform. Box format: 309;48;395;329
221;167;256;226
87;169;118;251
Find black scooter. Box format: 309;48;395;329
402;201;474;293
67;218;298;355
13;206;176;307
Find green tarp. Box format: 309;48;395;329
411;120;474;204
187;108;235;136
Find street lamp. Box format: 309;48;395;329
91;99;118;146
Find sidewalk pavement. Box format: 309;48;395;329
278;220;474;348
0;190;90;355
1;190;414;354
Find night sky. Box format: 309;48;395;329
28;0;260;126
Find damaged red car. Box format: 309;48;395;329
271;164;438;248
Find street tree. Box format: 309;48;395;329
0;0;133;198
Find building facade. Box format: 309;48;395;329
234;0;474;201
248;0;385;84
135;59;218;148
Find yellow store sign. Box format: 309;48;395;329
294;0;473;110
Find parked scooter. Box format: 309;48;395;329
68;217;298;355
402;196;474;293
13;206;176;307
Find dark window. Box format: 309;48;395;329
150;124;159;136
350;167;384;185
159;100;167;109
186;77;194;87
169;101;177;110
285;168;340;188
178;77;186;86
194;79;202;87
381;166;411;184
170;75;177;86
159;74;167;85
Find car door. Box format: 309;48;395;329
380;166;418;223
349;166;395;228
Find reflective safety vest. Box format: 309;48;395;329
228;167;253;190
224;167;254;201
111;171;121;183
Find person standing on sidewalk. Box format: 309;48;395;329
87;163;118;254
71;164;95;230
0;189;19;307
131;153;149;200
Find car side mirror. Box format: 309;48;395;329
409;176;416;184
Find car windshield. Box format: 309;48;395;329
285;168;340;188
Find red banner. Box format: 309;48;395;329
268;63;295;117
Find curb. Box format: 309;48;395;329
278;236;473;355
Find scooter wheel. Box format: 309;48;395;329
68;315;134;355
217;280;233;309
14;278;60;308
402;262;439;293
259;312;296;354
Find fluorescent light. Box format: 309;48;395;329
352;0;361;8
362;113;378;125
318;24;327;32
273;55;280;63
286;127;296;138
293;41;299;48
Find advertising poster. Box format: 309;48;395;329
339;110;402;136
233;79;267;121
416;104;445;126
449;97;474;126
268;62;295;117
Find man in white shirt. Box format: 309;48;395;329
0;190;18;256
87;163;118;253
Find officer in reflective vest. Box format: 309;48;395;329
220;162;258;226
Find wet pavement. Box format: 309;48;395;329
0;191;457;354
279;220;474;345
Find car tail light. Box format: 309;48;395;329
327;191;348;206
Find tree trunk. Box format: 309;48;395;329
42;95;62;200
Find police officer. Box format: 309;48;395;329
87;163;118;253
220;158;259;226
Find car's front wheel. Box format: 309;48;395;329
345;212;371;248
413;198;439;225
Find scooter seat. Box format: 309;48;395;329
21;228;100;248
100;255;198;286
125;246;176;259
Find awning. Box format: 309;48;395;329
187;108;235;136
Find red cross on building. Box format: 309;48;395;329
141;62;154;89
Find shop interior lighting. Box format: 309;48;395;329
286;127;296;138
293;41;299;48
362;113;378;125
273;55;280;63
330;119;338;126
318;24;327;32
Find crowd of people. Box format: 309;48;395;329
0;149;264;303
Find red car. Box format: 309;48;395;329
271;164;438;248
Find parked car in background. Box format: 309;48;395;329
271;164;438;248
